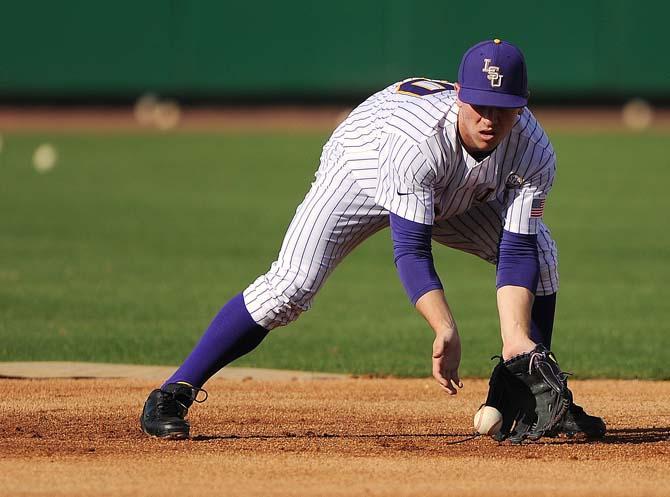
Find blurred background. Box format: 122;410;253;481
0;0;668;378
0;0;667;104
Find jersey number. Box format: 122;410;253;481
397;78;454;97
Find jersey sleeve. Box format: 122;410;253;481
374;133;437;225
503;152;556;235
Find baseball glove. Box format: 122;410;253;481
484;344;572;443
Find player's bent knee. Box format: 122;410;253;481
242;273;317;330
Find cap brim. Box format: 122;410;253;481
459;87;527;108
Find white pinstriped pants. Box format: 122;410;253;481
243;156;559;330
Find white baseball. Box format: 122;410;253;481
473;405;503;436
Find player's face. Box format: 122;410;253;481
454;84;522;154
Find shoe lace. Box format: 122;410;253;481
157;386;208;416
192;386;208;403
156;394;184;417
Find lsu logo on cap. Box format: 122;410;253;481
482;59;503;88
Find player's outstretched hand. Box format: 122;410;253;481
432;329;463;395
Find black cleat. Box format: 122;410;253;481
140;382;207;439
551;402;606;439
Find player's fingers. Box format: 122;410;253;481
452;370;463;389
443;376;459;395
434;372;455;394
432;364;447;386
443;379;457;395
436;365;456;395
432;361;452;391
436;377;454;395
435;369;460;396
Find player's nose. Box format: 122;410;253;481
481;114;495;128
478;106;496;124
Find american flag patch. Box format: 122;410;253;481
530;198;546;218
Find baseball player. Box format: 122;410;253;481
140;39;605;441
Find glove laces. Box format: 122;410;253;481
528;350;544;374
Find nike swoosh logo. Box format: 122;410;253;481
396;190;413;196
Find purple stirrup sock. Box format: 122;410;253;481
530;293;556;348
163;293;268;392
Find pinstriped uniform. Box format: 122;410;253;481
244;79;558;330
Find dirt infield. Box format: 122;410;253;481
0;361;346;381
1;377;669;497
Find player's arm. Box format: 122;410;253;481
498;154;555;359
390;213;463;395
376;134;461;392
496;230;539;360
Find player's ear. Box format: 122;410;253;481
454;82;463;107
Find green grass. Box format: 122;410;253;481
0;130;668;378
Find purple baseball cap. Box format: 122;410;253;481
457;39;529;108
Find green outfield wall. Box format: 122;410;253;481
0;0;667;99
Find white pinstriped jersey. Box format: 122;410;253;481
243;78;560;329
330;78;556;234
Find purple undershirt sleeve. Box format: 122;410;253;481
496;229;539;293
389;213;443;305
